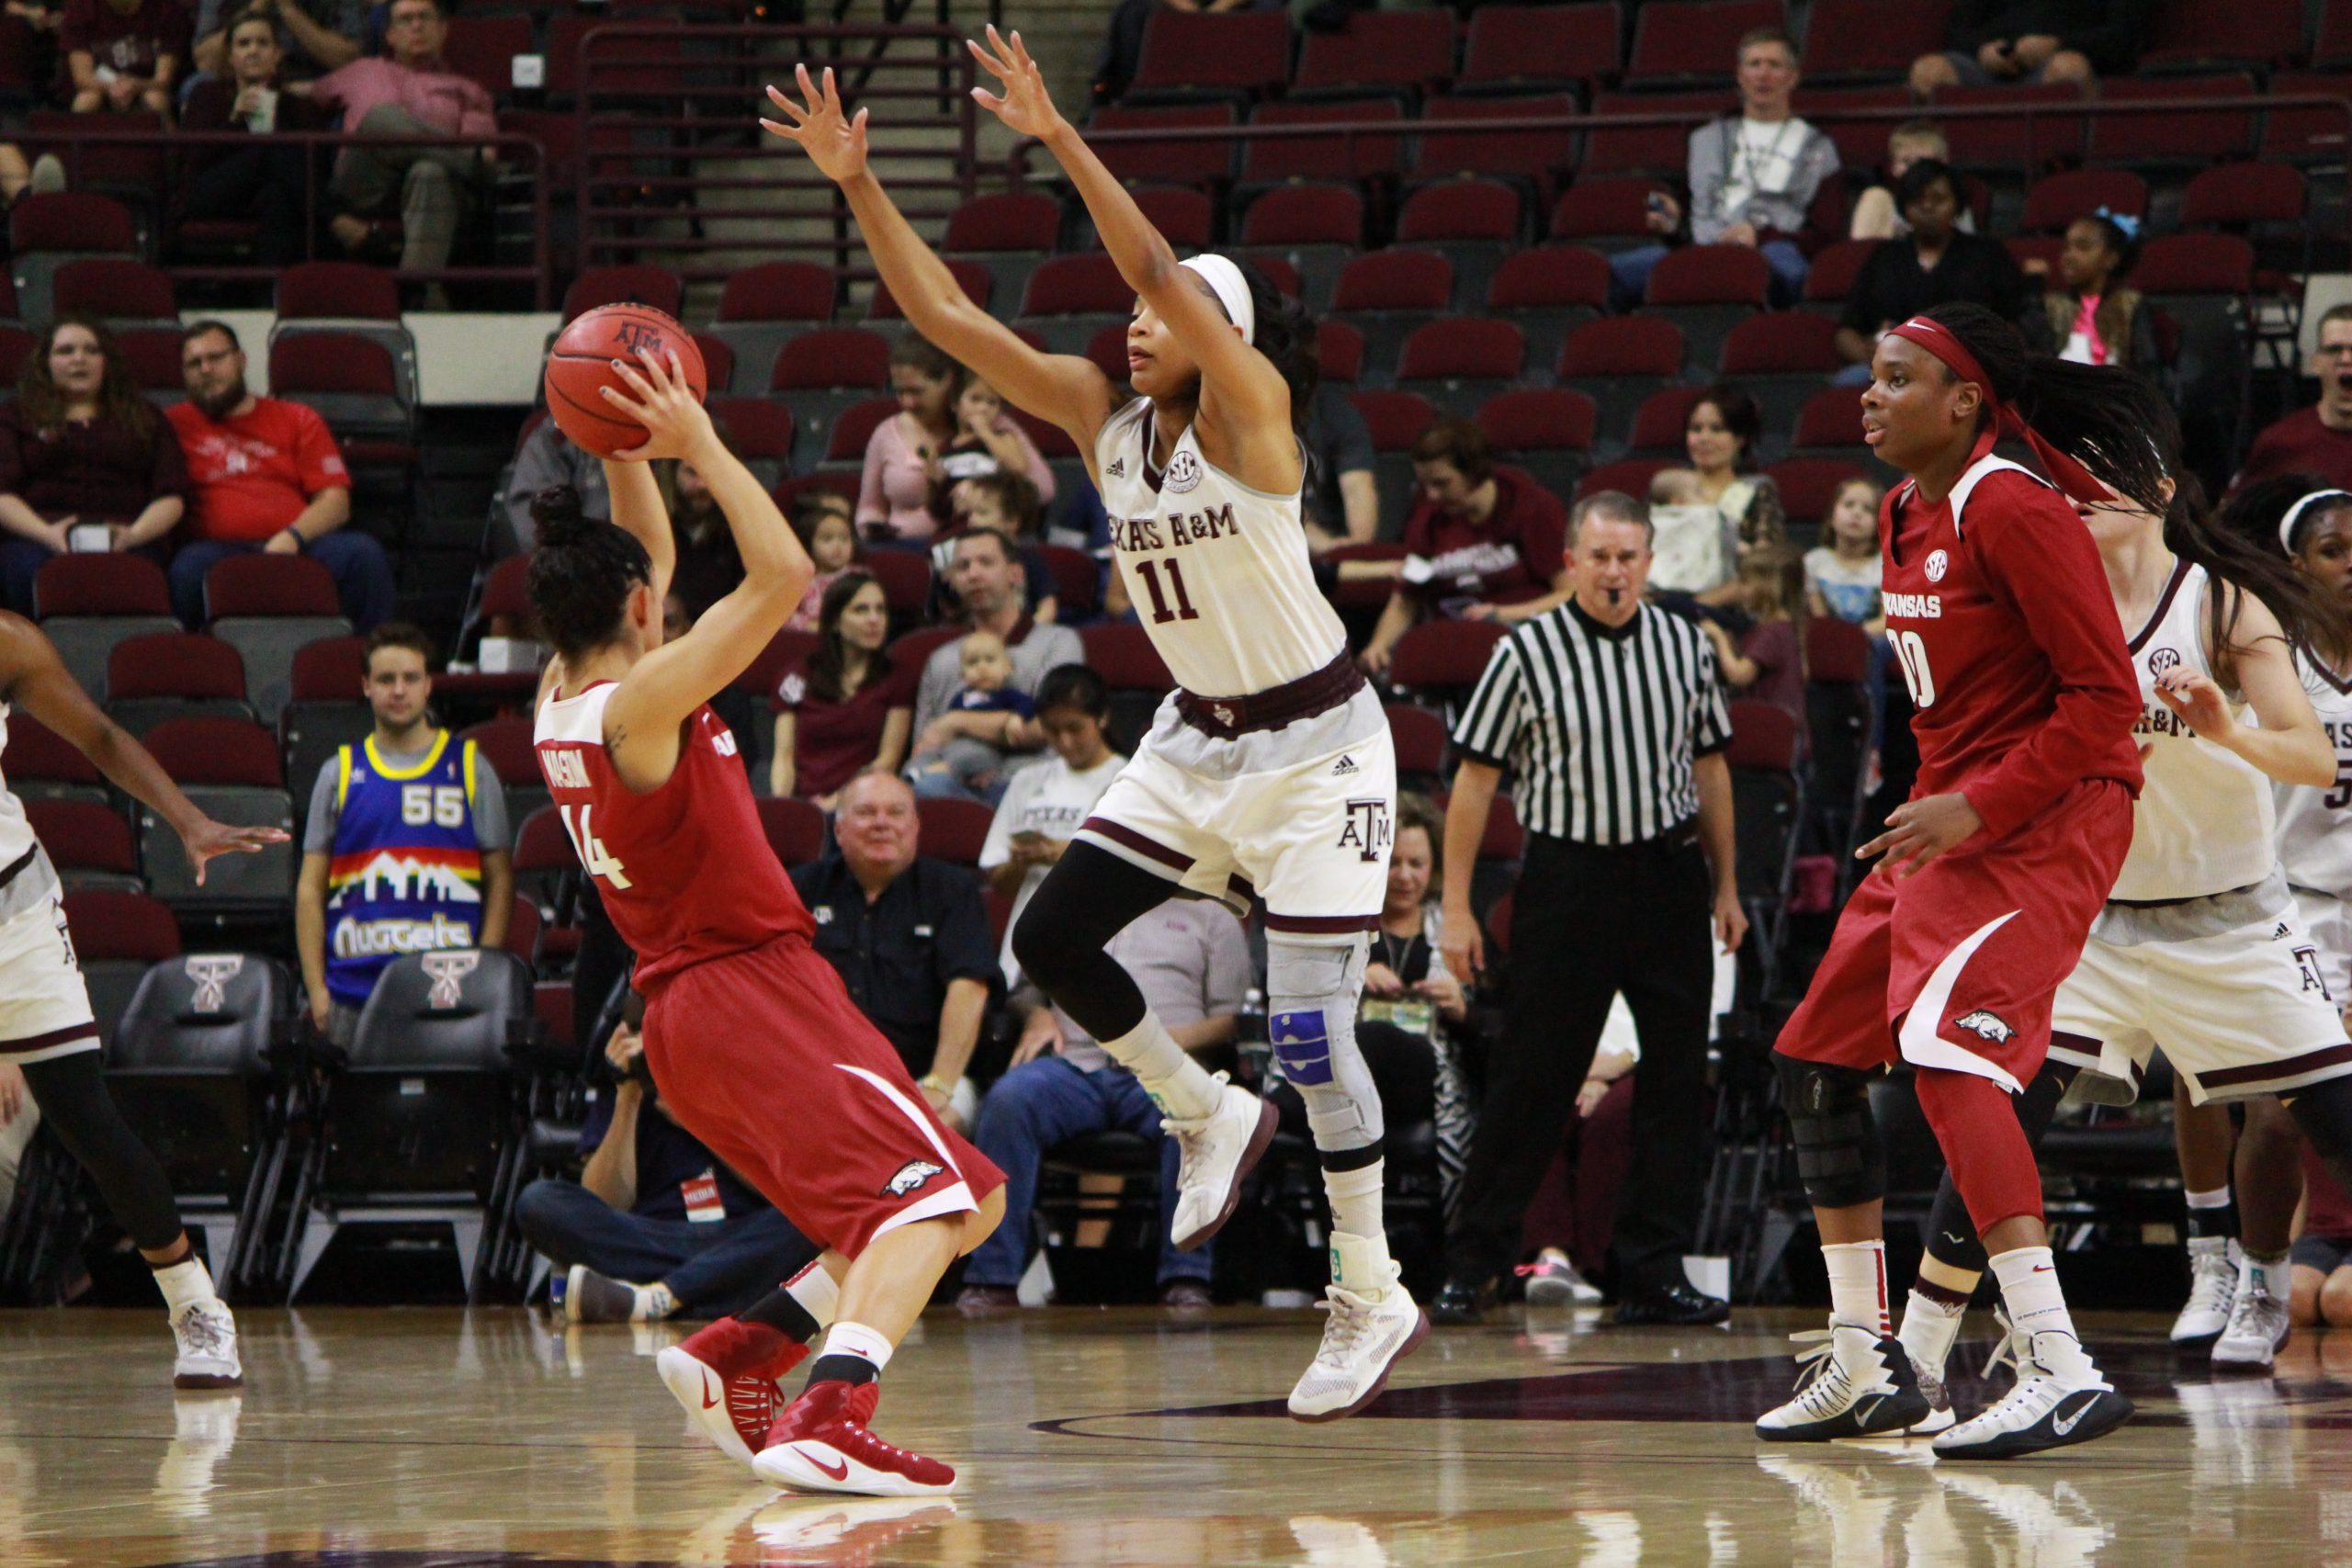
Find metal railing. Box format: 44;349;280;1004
573;21;978;286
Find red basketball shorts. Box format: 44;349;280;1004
1778;779;2134;1091
640;932;1005;1258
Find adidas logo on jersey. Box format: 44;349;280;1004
2278;922;2294;941
1104;457;1125;478
1332;755;1358;776
1952;1010;2015;1043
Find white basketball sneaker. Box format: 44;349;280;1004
2170;1239;2240;1348
1933;1314;2132;1461
1287;1235;1429;1422
1906;1349;1957;1436
169;1298;243;1391
2211;1257;2290;1371
1161;1073;1276;1252
1754;1322;1929;1441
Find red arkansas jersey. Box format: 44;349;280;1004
1878;455;2143;840
534;681;812;990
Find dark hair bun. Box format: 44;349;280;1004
530;485;592;547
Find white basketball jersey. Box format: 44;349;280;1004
0;704;46;867
2111;561;2277;902
2277;644;2352;899
1093;397;1346;698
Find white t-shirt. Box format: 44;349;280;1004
1720;116;1809;220
1804;546;1883;626
980;750;1127;987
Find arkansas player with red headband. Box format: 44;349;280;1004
1753;301;2171;1460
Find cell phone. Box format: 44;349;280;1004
67;524;110;553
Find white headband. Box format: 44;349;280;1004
1179;254;1255;346
2279;489;2352;553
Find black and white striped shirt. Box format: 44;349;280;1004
1452;601;1733;845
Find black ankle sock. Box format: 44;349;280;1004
2186;1199;2239;1243
741;1285;821;1343
807;1353;879;1388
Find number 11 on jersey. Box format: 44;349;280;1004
1134;558;1199;626
560;804;632;888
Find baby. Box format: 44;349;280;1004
910;630;1035;802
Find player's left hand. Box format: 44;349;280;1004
968;26;1068;141
182;816;289;886
761;64;869;185
1859;791;1984;878
2154;668;2235;744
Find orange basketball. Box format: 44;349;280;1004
543;303;708;458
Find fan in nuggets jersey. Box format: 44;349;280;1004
764;37;1423;1422
527;348;1005;1497
1753;302;2170;1461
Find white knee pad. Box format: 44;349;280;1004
1267;937;1384;1156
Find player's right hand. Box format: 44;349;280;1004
968;27;1069;142
761;64;869;184
1439;905;1484;986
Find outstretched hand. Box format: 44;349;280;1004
761;63;868;184
967;25;1067;141
184;817;289;886
603;346;714;463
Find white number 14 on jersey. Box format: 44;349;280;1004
559;804;632;889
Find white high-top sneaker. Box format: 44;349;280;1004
170;1298;242;1391
1906;1348;1957;1437
1160;1073;1276;1252
2211;1255;2290;1371
2170;1239;2240;1348
1755;1322;1929;1441
1933;1313;2132;1461
1287;1233;1429;1423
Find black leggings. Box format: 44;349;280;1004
1009;841;1180;1043
20;1050;184;1253
1920;1057;2079;1278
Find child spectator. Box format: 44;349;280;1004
859;337;1053;542
2043;209;2156;370
908;629;1035;805
1848;121;1974;242
931;377;1037;519
979;663;1124;989
1700;545;1808;727
785;491;858;634
1804;477;1885;632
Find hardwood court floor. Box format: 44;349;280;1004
5;1303;2351;1567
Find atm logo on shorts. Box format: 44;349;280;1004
2295;943;2333;1000
883;1159;943;1198
1339;798;1393;863
1952;1010;2015;1043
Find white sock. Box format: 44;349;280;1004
815;1320;894;1378
2186;1185;2233;1210
1988;1246;2075;1339
153;1255;217;1316
632;1282;678;1322
1322;1160;1385;1247
2242;1247;2289;1297
786;1259;840;1332
1106;1011;1221;1120
2187;1234;2230;1257
1329;1230;1396;1301
1896;1287;1965;1373
1822;1240;1889;1336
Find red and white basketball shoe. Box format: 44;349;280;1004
657;1318;809;1473
752;1381;957;1497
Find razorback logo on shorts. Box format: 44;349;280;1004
882;1159;943;1198
1952;1010;2015;1043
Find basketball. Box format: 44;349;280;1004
543;303;708;457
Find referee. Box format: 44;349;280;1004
1431;490;1747;1327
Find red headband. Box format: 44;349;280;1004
1884;316;2109;505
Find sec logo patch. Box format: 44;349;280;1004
1165;451;1202;493
1924;548;1949;583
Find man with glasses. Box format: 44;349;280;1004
2235;305;2352;494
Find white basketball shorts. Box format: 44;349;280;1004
0;894;98;1063
1076;686;1394;942
2050;895;2350;1105
2292;885;2352;1009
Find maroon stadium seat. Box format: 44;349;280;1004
276;261;401;321
1346;389;1440;453
1397;318;1525;382
1791;387;1870;456
2019;169;2148;235
442;13;531;97
1080;623;1175;691
2132;233;2256;296
560;265;684;323
768;328;889;392
1087;104;1238;188
1408;94;1576;194
108;634;245;701
51;258;175;321
1317;320;1365;385
820;398;898;465
1720;310;1841;374
9;193;134;255
1242;98;1404;186
1558;316;1685;378
1802;239;1881;306
757;796;828;866
1399;180;1522;246
1129;186;1214;249
1933;83;2082;169
1627;386;1712;456
1388;619;1507;691
1020;254;1134;318
1767;457;1868;525
708;399;795;466
1241;183;1365;248
1645;243;1770;306
1123;7;1293;104
1488;247;1610;311
34;553;169;617
1332;250;1453;312
204;556;340;618
458;716;537;793
868;260;991;321
1623;0;1784;89
1291;7;1455;104
944;192;1060;253
1800;0;1949;84
7;714;101;787
1385;702;1448;776
2086;75;2256;166
1457;2;1621;97
2180;163;2307;229
916;797;996;867
28;800;137;875
1549;177;1676;245
142;717;281;787
714;261;836;322
2259;73;2352;163
2139;0;2302;73
1584;91;1733;178
288;637;367;703
1480;389;1598;455
62;888;180;960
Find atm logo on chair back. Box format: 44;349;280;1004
186;955;245;1013
422;951;481;1010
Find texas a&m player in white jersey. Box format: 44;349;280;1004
763;36;1423;1419
2265;487;2352;1004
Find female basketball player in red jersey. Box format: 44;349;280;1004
1753;301;2172;1460
764;39;1429;1420
528;350;1004;1497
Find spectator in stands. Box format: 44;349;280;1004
1848;120;1974;242
665;456;747;625
516;1021;817;1324
0;315;185;617
243;0;376;75
504;420;606;554
770;570;912;806
1302;382;1379;553
907;629;1033;807
168;320;398;630
1358;417;1569;677
62;0;186;114
979;663;1123;988
957;896;1247;1313
909;527;1082;799
180;10;330;268
1834;160;2031;383
1699;546;1808;729
1907;0;2144;97
939;471;1058;624
309;0;494;310
931;378;1042;523
1803;476;1885;631
2236;306;2352;494
2291;1142;2352;1329
785;490;857;633
1609;28;1838;310
860;336;1053;543
2043;210;2156;370
1647;386;1785;601
790;773;1000;1131
293;622;513;1043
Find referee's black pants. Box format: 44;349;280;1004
1446;829;1717;1295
